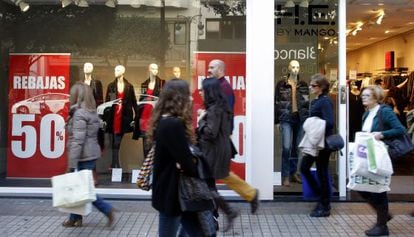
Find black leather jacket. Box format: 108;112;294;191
275;76;310;124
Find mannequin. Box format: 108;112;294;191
82;62;103;106
275;60;309;186
82;62;104;183
172;66;181;79
134;63;165;156
105;65;139;168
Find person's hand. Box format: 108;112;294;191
372;132;384;140
176;162;181;170
393;107;400;115
197;109;206;124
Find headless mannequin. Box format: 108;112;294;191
172;66;181;79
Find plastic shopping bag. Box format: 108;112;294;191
347;143;391;193
366;139;393;177
52;169;97;208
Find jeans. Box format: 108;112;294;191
69;160;113;221
280;120;304;178
111;133;123;168
159;212;204;237
300;148;331;207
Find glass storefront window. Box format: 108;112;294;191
273;0;339;195
0;0;246;189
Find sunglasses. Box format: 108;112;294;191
310;84;319;88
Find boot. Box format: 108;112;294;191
214;195;239;232
364;224;389;236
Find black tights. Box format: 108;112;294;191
358;191;389;226
300;148;331;207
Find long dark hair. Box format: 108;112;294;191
147;79;194;143
202;78;232;115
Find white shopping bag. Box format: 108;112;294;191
347;143;391;193
58;203;93;216
366;139;393;177
52;170;97;208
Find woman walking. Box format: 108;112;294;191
197;78;240;231
148;79;211;237
300;74;334;217
358;85;405;236
63;82;115;228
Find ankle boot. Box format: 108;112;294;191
364;224;389;236
214;195;239;232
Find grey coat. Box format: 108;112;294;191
67;107;101;169
197;104;232;179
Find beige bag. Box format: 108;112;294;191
52;169;96;208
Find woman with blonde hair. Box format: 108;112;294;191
63;82;115;228
358;85;405;236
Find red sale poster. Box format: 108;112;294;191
192;52;246;179
7;53;70;178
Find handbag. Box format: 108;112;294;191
377;105;414;160
136;144;155;191
326;134;344;151
178;144;214;212
51;169;96;208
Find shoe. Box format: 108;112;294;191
310;204;330;218
283;177;290;187
364;224;389;236
62;219;82;227
290;173;302;184
250;189;260;214
223;210;239;232
106;209;115;228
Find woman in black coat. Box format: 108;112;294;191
147;79;208;237
197;78;239;232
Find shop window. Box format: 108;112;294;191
206;20;220;39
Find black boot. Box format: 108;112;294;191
310;203;330;217
365;224;389;236
214;195;239;232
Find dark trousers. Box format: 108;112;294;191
358;191;389;226
300;148;331;207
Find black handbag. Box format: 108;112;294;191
377;105;414;160
178;144;214;212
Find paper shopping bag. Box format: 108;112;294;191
367;139;393;177
58;202;93;216
52;169;96;208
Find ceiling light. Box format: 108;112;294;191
376;10;385;24
75;0;88;7
285;0;295;8
15;0;29;12
385;30;390;34
105;0;117;8
61;0;72;8
299;0;309;8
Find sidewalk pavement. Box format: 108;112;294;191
0;198;413;237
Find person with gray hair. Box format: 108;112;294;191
63;82;115;228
